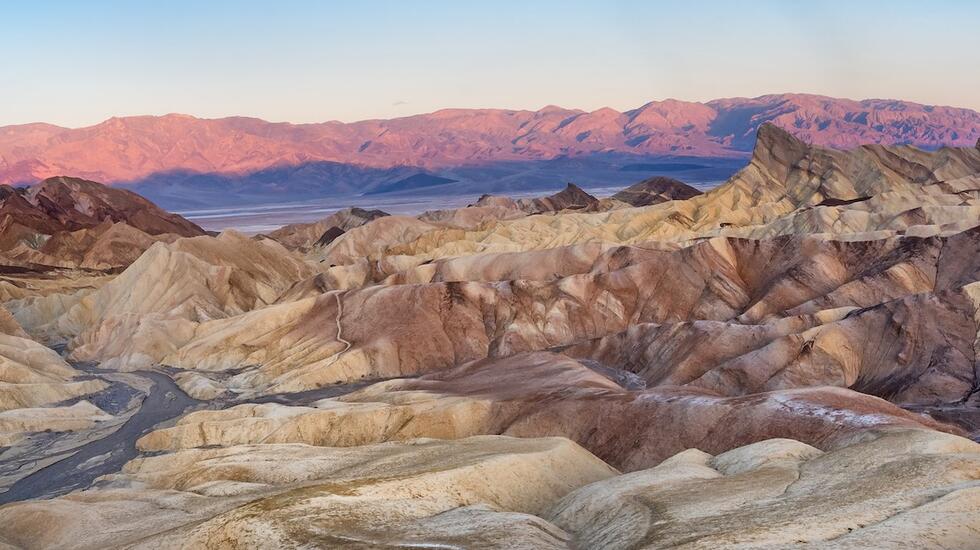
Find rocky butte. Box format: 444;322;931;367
0;123;978;548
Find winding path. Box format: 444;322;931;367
333;291;352;354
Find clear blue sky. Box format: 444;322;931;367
2;0;978;127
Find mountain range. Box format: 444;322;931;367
2;94;979;207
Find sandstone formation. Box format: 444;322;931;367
10;127;980;400
0;272;111;303
0;331;104;413
2;430;976;548
418;196;527;229
548;428;980;549
0;436;616;548
50;230;972;405
611;175;702;206
137;351;958;471
311;124;980;266
0;400;111;446
3;125;980;548
10;231;313;370
265;207;388;251
414;184;605;234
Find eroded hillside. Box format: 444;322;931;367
2;124;980;548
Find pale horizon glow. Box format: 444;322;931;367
3;0;979;128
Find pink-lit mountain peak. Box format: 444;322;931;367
2;93;979;185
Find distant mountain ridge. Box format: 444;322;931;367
2;93;978;189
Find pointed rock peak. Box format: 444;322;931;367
754;123;802;148
611;176;702;207
514;183;599;214
556;182;595;199
751;123;810;165
546;183;599;207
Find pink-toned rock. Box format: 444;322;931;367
2;94;978;184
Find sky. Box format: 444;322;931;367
2;0;979;128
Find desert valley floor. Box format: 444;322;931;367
0;124;979;548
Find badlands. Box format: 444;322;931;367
0;124;979;548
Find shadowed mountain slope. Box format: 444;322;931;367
3;94;978;189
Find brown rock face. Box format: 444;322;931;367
0;176;204;271
515;183;600;213
611;176;702;206
21;177;204;236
